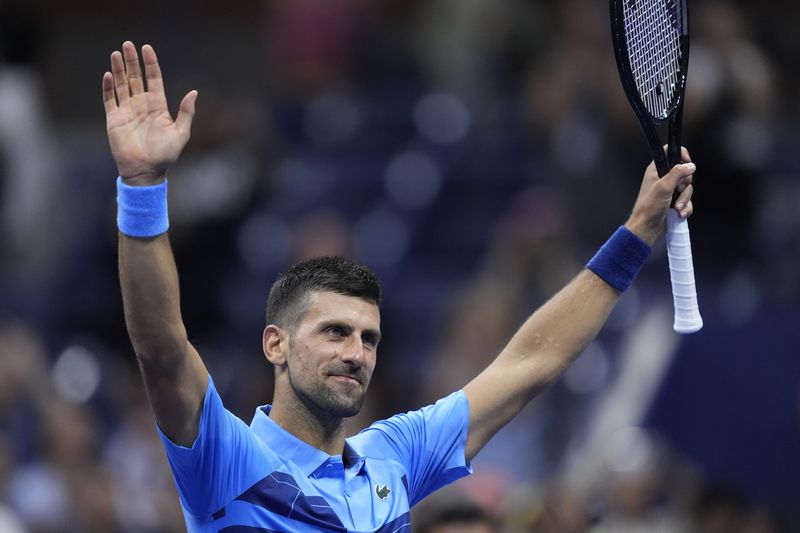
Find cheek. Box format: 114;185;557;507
365;352;378;374
291;343;332;373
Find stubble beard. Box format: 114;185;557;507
294;376;367;420
286;341;369;421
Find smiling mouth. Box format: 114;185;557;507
330;375;361;386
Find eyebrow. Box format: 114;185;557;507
318;320;382;343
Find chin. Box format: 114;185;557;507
323;389;369;418
292;377;369;419
328;397;364;419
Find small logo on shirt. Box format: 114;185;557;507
375;483;392;501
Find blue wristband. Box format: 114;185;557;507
116;177;169;237
587;226;651;292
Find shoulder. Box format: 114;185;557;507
348;391;469;456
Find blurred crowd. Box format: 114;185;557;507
0;0;798;531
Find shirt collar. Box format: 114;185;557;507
250;404;365;477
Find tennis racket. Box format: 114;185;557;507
610;0;702;333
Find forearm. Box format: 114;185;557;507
480;220;653;402
463;269;619;460
463;224;654;460
497;269;619;395
498;215;659;389
119;232;188;359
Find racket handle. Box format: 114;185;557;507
666;210;703;333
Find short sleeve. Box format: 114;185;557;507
353;390;472;506
157;377;278;517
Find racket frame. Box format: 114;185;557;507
609;0;703;333
610;0;690;173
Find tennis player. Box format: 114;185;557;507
104;41;695;532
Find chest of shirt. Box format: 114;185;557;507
312;457;410;531
211;456;411;532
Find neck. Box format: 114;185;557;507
268;387;348;456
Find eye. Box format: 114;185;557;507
325;325;347;338
362;333;379;349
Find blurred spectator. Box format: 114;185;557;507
414;495;499;533
0;2;61;294
7;400;101;531
589;469;690;533
265;0;370;97
508;483;590;533
0;318;51;461
689;485;750;533
0;436;25;533
103;364;184;532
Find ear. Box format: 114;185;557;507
263;325;288;366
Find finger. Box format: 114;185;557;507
677;200;693;219
661;161;696;191
141;44;165;94
175;90;198;139
122;41;145;95
660;144;690;167
102;72;117;113
110;50;130;102
674;184;693;211
676;174;693;193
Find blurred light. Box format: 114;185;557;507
384;151;443;208
718;270;759;326
353;209;409;267
729;44;772;97
413;92;471;144
687;45;724;108
604;426;655;474
170;150;255;223
51;345;100;403
274;157;330;202
552;116;601;176
725;117;772;168
291;210;352;260
237;212;292;271
8;466;69;528
564;342;610;395
303;91;362;145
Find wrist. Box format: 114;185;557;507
119;172;166;187
624;216;659;247
587;226;652;292
116;177;169;237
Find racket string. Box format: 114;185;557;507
624;0;683;118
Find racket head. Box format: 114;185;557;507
610;0;690;125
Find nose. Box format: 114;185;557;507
339;335;365;367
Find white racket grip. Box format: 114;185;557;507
666;210;703;333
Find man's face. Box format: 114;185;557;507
285;291;381;419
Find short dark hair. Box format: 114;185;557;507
266;256;381;329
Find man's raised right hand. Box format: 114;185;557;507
103;41;197;186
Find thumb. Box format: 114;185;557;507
175;90;198;138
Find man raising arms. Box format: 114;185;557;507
104;41;695;532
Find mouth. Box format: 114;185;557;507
330;374;361;386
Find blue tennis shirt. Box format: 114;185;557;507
157;377;472;532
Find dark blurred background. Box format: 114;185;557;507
0;0;798;531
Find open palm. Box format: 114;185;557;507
103;42;197;184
